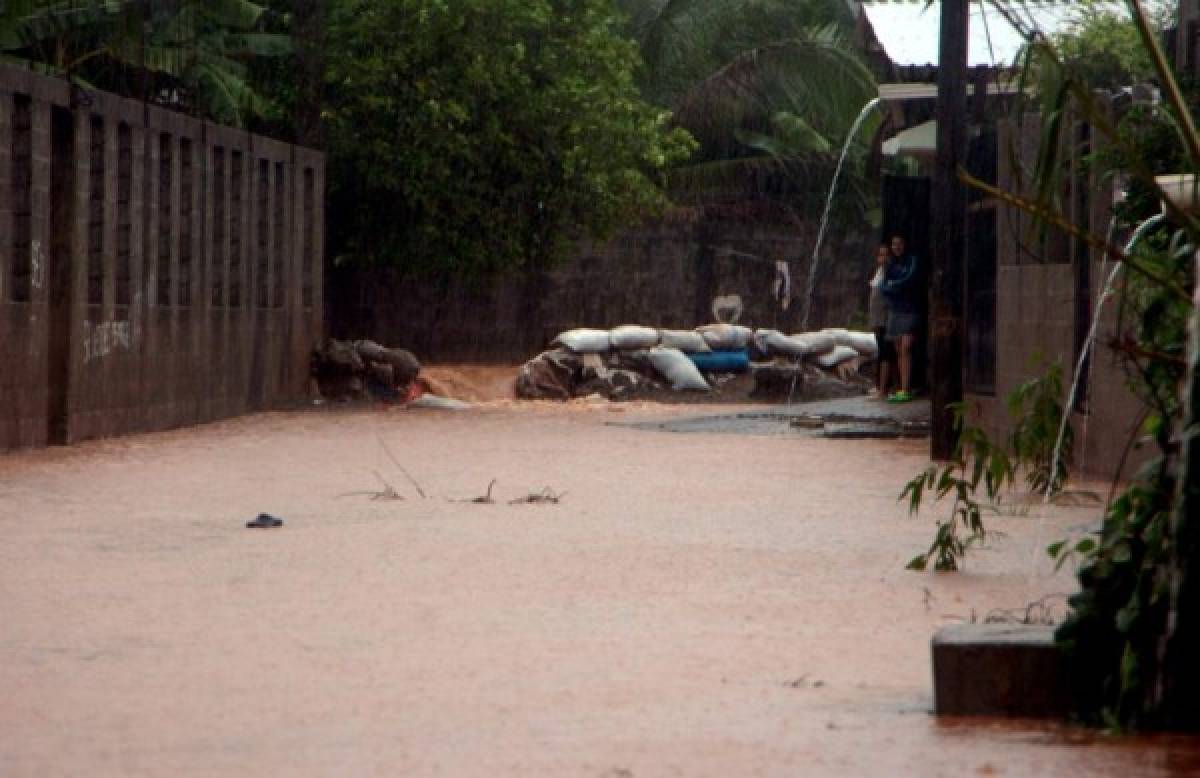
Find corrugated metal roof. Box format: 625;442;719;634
881;119;936;155
878;81;1020;101
860;1;1121;67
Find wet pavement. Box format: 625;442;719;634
1;398;1197;776
618;395;931;437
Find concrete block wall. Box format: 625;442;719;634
330;214;874;363
0;68;66;449
0;65;325;451
966;104;1148;482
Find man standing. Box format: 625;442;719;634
867;243;895;399
881;234;920;403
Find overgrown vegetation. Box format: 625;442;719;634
0;0;290;126
0;0;881;275
966;0;1199;731
901;360;1068;572
1042;0;1173;90
615;0;880;216
1007;360;1071;495
320;0;695;275
901;403;1014;572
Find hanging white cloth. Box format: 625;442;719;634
774;260;792;311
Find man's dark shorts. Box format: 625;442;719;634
873;326;897;363
886;310;919;339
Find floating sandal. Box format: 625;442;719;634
887;390;914;404
246;513;284;529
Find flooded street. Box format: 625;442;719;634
2;395;1197;776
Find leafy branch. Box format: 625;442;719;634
901;403;1015;572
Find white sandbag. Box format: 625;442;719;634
815;344;860;369
658;329;711;353
642;347;711;391
790;332;836;356
756;329;809;359
696;323;752;351
817;328;878;357
822;328;877;357
552;328;611;353
609;325;660;350
844;330;879;357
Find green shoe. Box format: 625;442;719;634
887;390;913;404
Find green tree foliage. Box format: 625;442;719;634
901;403;1015;573
613;0;879;213
0;0;289;126
322;0;695;274
1013;0;1172;92
1048;1;1161;89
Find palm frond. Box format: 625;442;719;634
619;0;858;107
0;0;283;127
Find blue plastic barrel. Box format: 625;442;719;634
687;349;750;373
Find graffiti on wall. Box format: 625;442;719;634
83;320;132;363
31;240;44;290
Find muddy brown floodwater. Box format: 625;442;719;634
2;379;1198;776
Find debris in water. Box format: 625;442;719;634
983;594;1068;626
454;479;498;504
377;435;428;499
508;487;566;505
246;513;284;529
408;394;471;411
337;471;406;501
310;338;421;403
783;675;825;689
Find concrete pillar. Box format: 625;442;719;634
930;0;969;459
128;116;147;431
0;95;10;307
209;132;231;417
30;101;52;309
140;113;162;424
102;114;117;321
311;159;325;344
65;109;91;442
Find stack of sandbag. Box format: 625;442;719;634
521;322;882;401
311;338;422;401
519;323;730;399
543;323;752;395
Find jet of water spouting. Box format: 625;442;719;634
1076;215;1121;477
1028;213;1167;580
800;96;884;330
1043;212;1166;505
